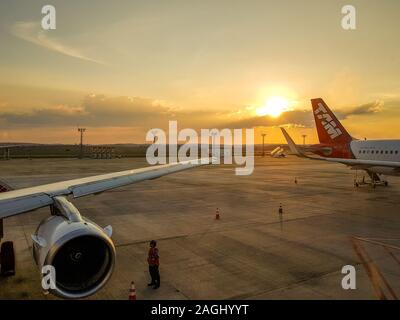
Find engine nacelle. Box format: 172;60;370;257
32;196;116;299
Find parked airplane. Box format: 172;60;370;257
270;146;287;158
0;158;211;299
281;98;400;187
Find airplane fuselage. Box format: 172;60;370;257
350;140;400;176
309;140;400;176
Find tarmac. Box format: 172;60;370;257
0;156;399;300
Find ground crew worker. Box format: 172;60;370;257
278;204;283;215
147;240;160;289
294;177;298;185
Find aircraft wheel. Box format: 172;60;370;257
0;241;16;276
354;182;359;187
384;181;389;186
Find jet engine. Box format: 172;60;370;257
32;196;115;299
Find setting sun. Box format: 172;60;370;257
255;96;290;118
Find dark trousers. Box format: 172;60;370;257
149;265;160;287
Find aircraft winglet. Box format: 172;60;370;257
280;127;305;157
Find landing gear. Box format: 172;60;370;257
354;175;365;187
354;170;388;188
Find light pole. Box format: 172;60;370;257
302;134;307;146
78;128;86;159
261;133;267;157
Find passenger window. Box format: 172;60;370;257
396;151;398;154
381;150;383;154
385;151;388;154
390;150;393;154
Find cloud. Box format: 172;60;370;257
0;90;228;129
224;109;314;128
0;94;173;127
0;88;392;132
226;100;386;129
338;100;384;119
11;21;104;65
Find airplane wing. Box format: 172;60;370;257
280;127;400;169
0;158;211;219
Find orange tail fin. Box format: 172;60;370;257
311;98;353;145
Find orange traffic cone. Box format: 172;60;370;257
129;281;136;300
215;208;220;220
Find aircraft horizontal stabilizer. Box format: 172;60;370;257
280;128;305;157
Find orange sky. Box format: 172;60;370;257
0;1;399;144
